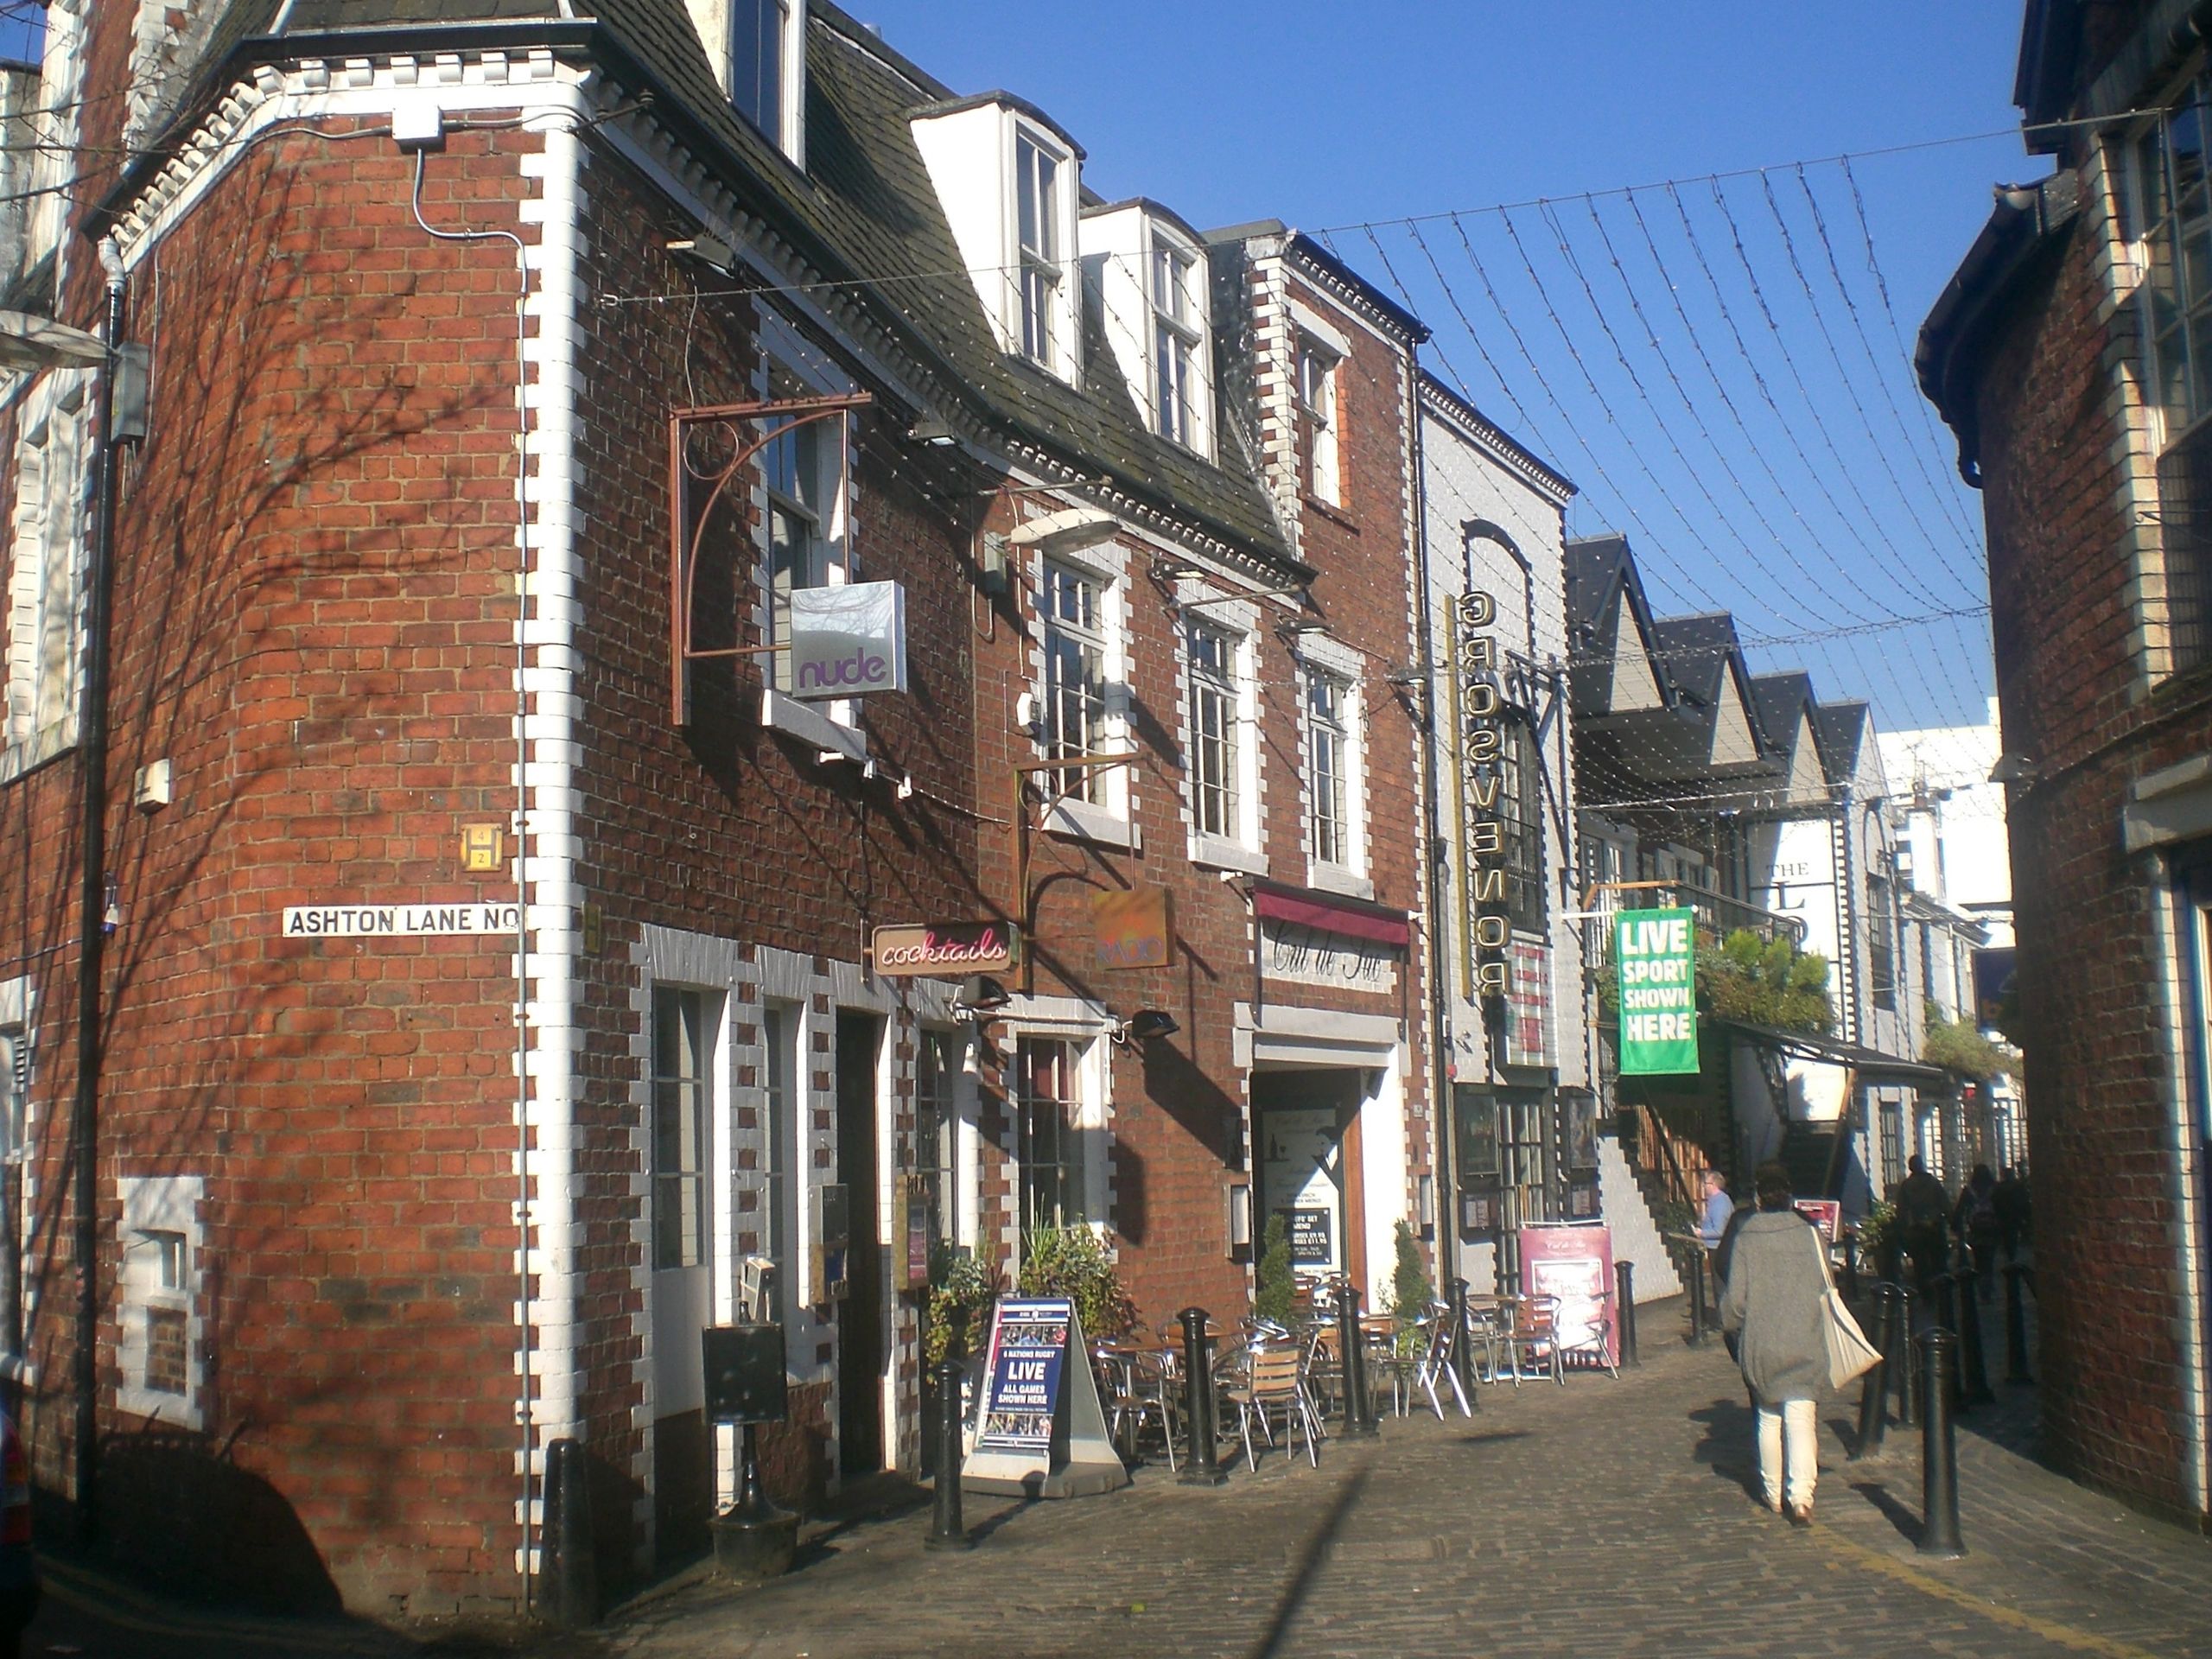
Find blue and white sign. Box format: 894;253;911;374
788;581;907;701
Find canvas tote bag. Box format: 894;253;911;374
1815;1226;1882;1389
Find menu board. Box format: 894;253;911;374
1287;1208;1333;1266
1794;1199;1842;1245
1519;1222;1618;1370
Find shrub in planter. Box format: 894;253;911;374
924;1244;1002;1370
1016;1225;1139;1340
1252;1213;1295;1329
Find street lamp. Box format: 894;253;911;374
2;271;129;1545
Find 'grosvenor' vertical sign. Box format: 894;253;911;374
1616;906;1699;1075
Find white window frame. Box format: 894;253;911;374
1148;228;1209;454
1035;548;1135;847
1299;636;1369;893
752;336;862;753
760;999;802;1326
3;377;90;765
1297;336;1342;506
117;1174;204;1427
1011;1032;1107;1236
652;986;712;1274
1014;124;1077;378
1185;618;1262;870
728;0;807;165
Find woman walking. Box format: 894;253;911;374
1719;1161;1829;1525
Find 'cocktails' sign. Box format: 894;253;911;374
870;921;1017;978
1616;906;1698;1075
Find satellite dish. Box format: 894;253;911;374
0;310;105;372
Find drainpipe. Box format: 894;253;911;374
72;245;126;1542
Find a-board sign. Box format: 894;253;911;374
1794;1198;1841;1244
1519;1222;1618;1370
962;1296;1128;1499
1287;1208;1333;1266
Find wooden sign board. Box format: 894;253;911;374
1091;885;1173;970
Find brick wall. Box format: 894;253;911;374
1972;177;2212;1520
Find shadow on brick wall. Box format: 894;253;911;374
97;1425;341;1614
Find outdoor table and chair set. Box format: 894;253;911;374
1087;1278;1618;1474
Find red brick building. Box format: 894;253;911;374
0;0;1455;1618
1921;0;2212;1526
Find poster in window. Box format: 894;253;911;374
1563;1091;1599;1173
1455;1085;1500;1179
1287;1208;1333;1265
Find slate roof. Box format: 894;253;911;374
1564;533;1663;721
1811;700;1871;787
107;0;1300;575
1748;671;1816;766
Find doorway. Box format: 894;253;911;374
1252;1070;1365;1294
650;986;715;1560
836;1012;885;1477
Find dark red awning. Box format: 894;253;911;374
1249;879;1410;947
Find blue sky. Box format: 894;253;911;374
863;0;2034;741
0;2;2029;740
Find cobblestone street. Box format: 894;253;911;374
22;1300;2209;1657
548;1307;2212;1659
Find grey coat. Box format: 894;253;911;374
1719;1211;1829;1405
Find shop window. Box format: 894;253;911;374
761;1002;799;1323
652;988;709;1273
916;1026;963;1251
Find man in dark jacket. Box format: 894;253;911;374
1895;1154;1950;1291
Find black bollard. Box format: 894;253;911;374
2003;1262;2033;1384
1956;1268;1995;1406
544;1436;597;1629
925;1358;975;1550
1342;1284;1380;1437
1917;1328;1967;1559
1933;1274;1967;1414
1687;1249;1710;1346
1177;1307;1227;1485
1894;1285;1922;1427
1615;1260;1639;1369
1850;1283;1896;1462
1841;1231;1861;1302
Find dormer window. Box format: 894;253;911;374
730;0;805;164
1017;130;1065;369
1151;238;1201;448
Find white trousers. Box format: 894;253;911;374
1757;1397;1818;1511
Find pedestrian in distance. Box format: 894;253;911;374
1993;1165;2030;1264
1953;1163;2000;1300
1895;1154;1950;1293
1719;1161;1829;1527
1695;1167;1734;1252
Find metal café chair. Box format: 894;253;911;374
1552;1292;1619;1381
1220;1342;1320;1470
1501;1293;1565;1387
1411;1300;1473;1418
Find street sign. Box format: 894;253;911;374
1616;906;1698;1075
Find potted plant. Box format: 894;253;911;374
1387;1220;1436;1358
1016;1225;1139;1341
1252;1213;1296;1328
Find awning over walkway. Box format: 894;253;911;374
1714;1019;1949;1088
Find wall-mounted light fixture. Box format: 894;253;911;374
953;976;1013;1021
909;416;957;448
1226;1183;1252;1255
1008;505;1117;558
1112;1008;1179;1046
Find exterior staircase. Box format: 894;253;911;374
1780;1122;1845;1199
1599;1134;1683;1303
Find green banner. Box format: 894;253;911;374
1616;906;1699;1075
